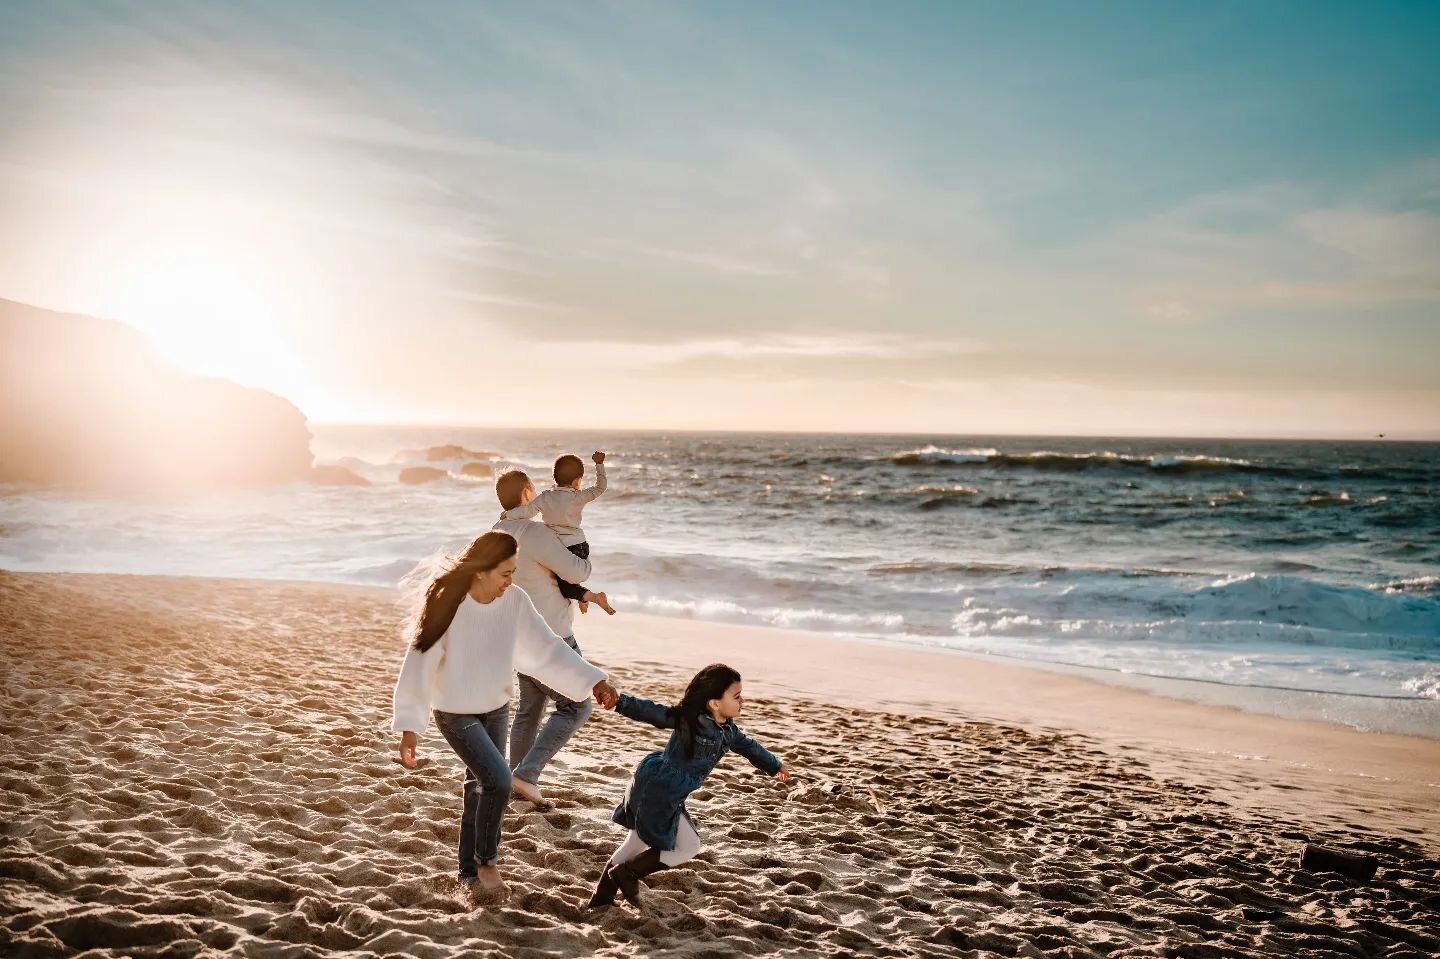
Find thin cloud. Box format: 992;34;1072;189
527;332;986;372
1064;172;1440;321
624;243;790;278
448;290;572;311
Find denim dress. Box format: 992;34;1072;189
611;694;782;851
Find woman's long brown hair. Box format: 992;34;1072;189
410;531;518;652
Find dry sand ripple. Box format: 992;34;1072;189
1;571;1437;958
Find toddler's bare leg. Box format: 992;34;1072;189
582;591;617;615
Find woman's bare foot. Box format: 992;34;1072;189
584;591;617;616
469;866;509;903
511;777;552;809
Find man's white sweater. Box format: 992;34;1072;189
492;515;591;637
391;585;603;734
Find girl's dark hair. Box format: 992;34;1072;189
669;663;741;757
411;531;518;652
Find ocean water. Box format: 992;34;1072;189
3;428;1437;736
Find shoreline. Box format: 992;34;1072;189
4;562;1435;737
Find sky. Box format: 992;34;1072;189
1;1;1437;437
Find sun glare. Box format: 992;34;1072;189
106;248;286;376
78;208;332;413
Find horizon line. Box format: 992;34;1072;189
309;421;1440;442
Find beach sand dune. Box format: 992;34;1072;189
2;571;1437;958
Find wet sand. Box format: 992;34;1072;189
2;571;1437;958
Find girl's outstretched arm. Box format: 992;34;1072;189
728;726;783;776
615;693;677;729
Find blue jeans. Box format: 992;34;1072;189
434;705;511;878
509;635;594;784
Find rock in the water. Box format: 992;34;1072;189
399;466;448;485
1299;844;1379;882
460;461;494;478
310;465;370;487
0;298;313;489
395;444;497;462
426;444;478;461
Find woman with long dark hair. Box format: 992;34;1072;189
588;663;789;909
392;530;617;901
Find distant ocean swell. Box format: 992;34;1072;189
885;445;1434;482
328;441;1435;488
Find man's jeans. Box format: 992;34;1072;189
434;705;511;878
509;635;594;784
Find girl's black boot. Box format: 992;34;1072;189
586;866;620;909
607;848;668;907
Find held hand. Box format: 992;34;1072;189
592;679;619;709
775;764;790;783
591;450;606;464
399;731;419;769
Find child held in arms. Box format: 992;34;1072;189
501;450;616;615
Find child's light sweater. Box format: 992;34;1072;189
391;585;604;734
501;462;606;544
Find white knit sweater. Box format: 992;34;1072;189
490;517;591;637
391;585;605;734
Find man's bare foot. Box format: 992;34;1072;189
469;866;509;903
511;777;552;809
586;591;617;616
578;600;589;614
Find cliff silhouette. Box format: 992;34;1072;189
0;298;314;489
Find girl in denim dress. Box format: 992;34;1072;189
588;663;790;909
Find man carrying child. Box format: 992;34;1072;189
493;466;603;806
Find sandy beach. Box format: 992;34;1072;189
2;570;1437;958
